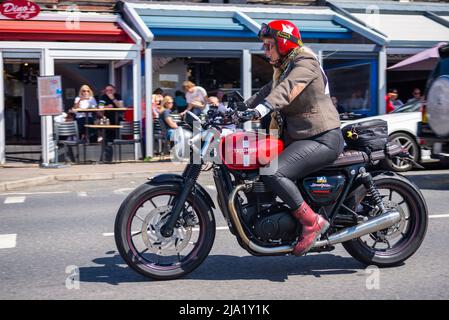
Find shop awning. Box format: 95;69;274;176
129;4;353;41
328;0;449;47
136;11;255;38
250;17;350;39
352;13;449;46
0;20;134;43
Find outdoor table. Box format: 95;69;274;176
74;108;130;139
85;124;123;162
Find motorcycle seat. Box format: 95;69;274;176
328;143;402;168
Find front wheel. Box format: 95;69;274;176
114;183;216;280
342;174;428;267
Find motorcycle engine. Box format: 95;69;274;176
242;182;300;244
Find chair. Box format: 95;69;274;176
153;118;171;159
54;121;87;164
112;121;141;162
171;113;182;124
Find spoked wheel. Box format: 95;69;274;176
343;175;428;267
382;133;419;172
115;183;215;280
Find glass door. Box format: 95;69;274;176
2;52;41;162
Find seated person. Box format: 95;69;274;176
71;85;97;141
158;96;178;140
98;84;124;142
174;90;188;113
98;84;124;125
208;96;227;114
180;81;208;117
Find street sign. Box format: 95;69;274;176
37;76;63;116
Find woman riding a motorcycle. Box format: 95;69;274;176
243;20;345;256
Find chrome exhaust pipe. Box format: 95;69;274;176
313;209;401;248
228;184;402;254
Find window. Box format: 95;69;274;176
325;59;377;116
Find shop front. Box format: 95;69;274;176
0;10;142;164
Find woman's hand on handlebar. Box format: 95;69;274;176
237;109;261;122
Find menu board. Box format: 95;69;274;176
38;76;63;116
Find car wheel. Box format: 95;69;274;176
382;132;419;172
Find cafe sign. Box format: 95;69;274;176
0;0;40;20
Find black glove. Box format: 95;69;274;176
235;101;249;111
238;109;261;122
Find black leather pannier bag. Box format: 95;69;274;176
341;119;388;154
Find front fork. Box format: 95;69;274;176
160;164;202;237
160;128;216;237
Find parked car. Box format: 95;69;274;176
341;99;431;172
418;43;449;160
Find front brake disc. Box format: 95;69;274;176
141;205;193;255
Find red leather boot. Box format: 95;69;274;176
292;202;329;256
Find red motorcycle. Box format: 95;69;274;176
114;94;428;280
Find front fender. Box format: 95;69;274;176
147;173;216;209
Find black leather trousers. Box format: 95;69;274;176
262;128;344;209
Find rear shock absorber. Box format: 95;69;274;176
359;167;387;214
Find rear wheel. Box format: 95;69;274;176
114;183;216;280
342;175;428;267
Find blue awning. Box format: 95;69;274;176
133;7;351;40
136;10;255;38
251;17;351;39
124;2;387;45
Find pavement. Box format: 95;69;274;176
0;159;187;192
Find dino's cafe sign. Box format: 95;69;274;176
0;0;40;20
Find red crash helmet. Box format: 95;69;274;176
258;20;303;56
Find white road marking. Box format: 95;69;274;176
429;214;449;219
102;231;140;237
102;232;115;237
4;196;26;204
0;191;71;196
0;234;17;249
102;226;229;237
77;192;88;197
193;226;229;232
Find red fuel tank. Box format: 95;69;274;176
219;131;284;170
